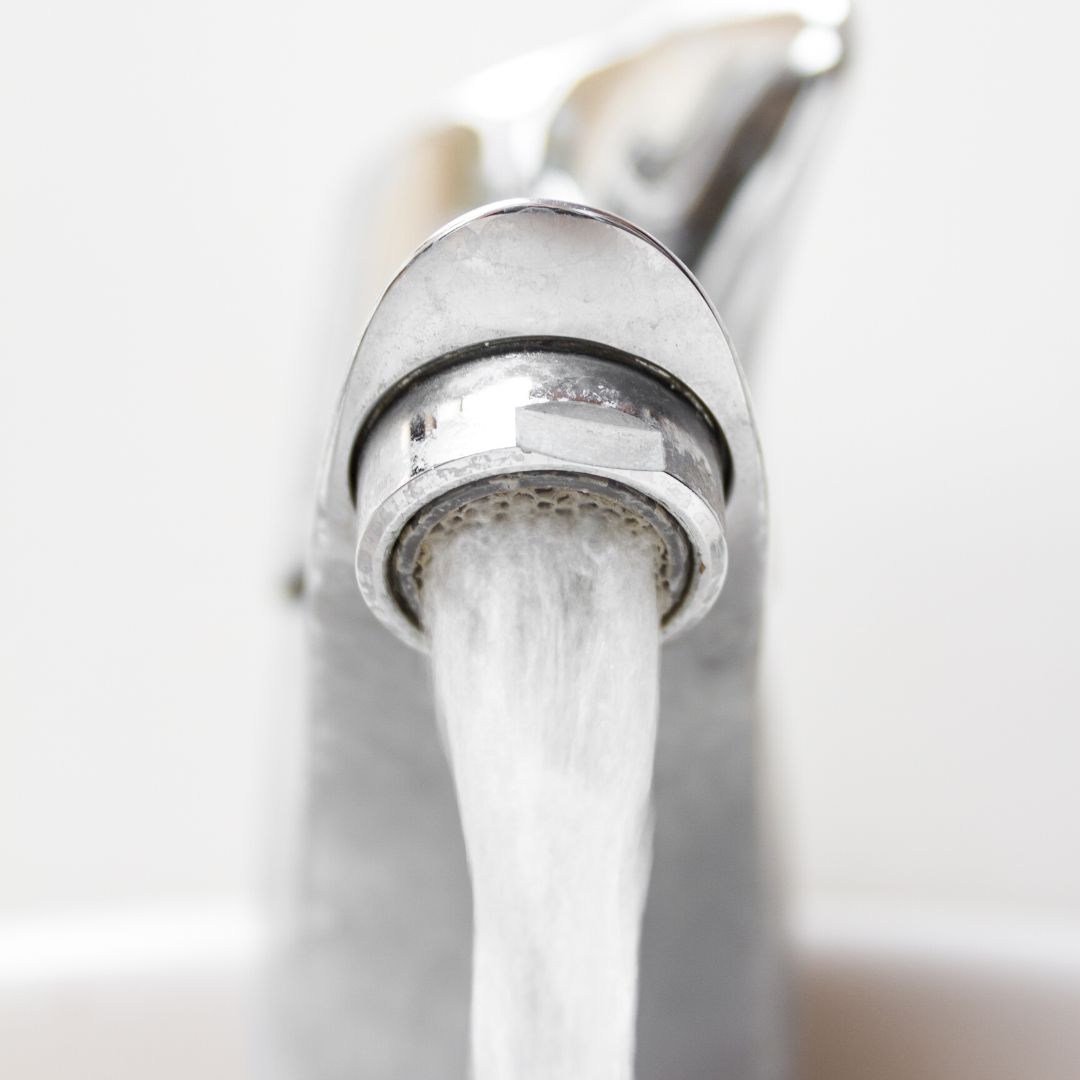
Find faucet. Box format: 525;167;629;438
274;3;849;1077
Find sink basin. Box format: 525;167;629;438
3;901;1077;1079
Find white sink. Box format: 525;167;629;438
3;901;1078;1079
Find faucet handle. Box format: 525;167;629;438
368;0;850;354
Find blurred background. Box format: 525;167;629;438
2;0;1078;1076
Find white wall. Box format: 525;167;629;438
2;0;1077;933
759;0;1080;915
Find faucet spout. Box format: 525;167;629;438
276;5;850;1078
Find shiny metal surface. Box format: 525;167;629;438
353;348;728;648
281;4;850;1077
286;200;781;1079
368;0;849;353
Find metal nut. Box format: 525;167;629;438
352;347;728;650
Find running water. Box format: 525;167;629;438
421;489;662;1080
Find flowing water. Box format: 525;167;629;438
422;490;662;1080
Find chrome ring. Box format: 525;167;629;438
352;347;728;650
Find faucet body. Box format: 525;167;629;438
277;6;847;1077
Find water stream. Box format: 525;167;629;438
423;490;662;1080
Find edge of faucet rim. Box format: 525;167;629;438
346;335;736;511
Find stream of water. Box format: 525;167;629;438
423;491;662;1080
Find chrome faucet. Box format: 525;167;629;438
274;4;849;1077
